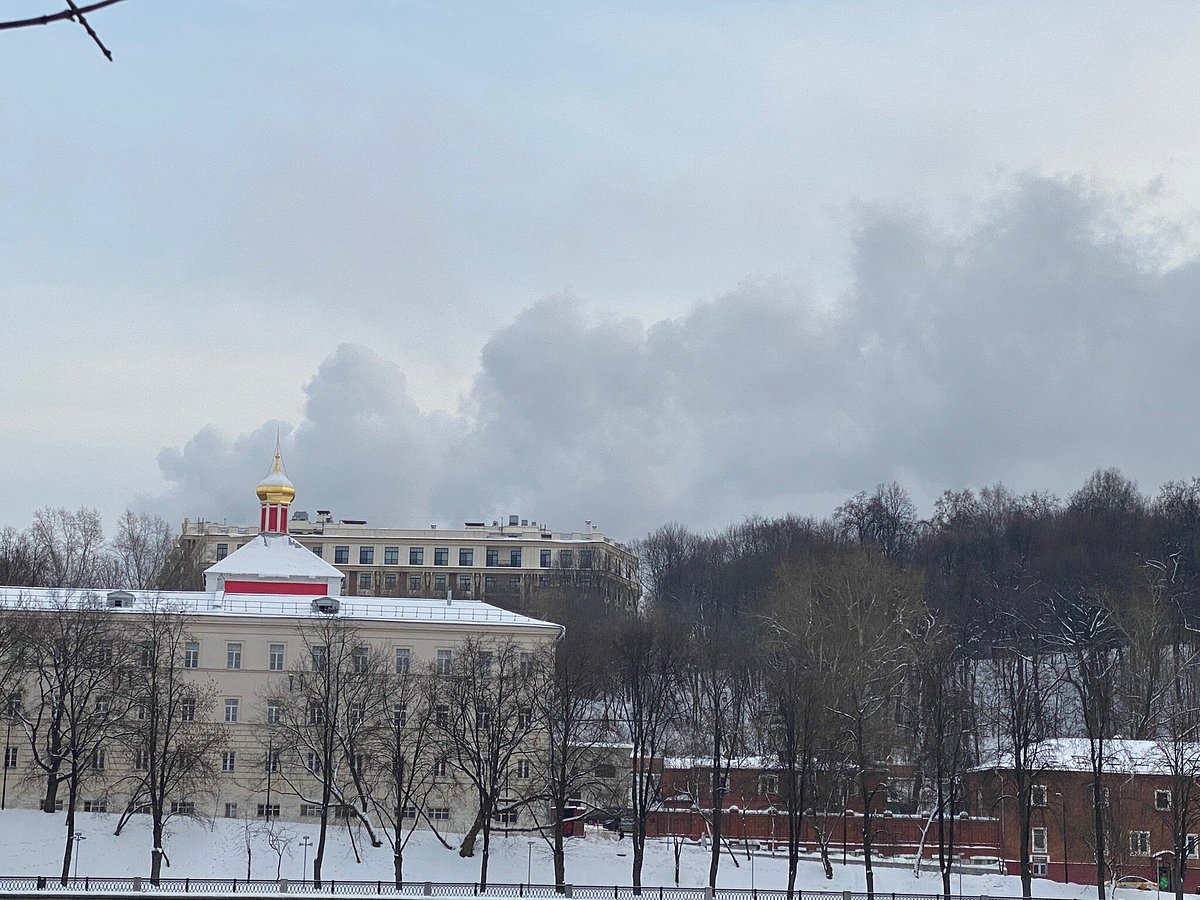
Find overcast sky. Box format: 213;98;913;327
4;2;1200;541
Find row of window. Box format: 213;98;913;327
352;572;598;595
175;642;504;677
1031;783;1177;812
1031;826;1197;861
215;541;599;569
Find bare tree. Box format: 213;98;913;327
609;611;685;894
365;654;440;886
982;628;1063;900
434;636;540;889
12;594;137;883
261;614;378;886
527;600;611;893
760;563;834;896
111;512;175;590
28;508;110;589
121;599;225;884
811;549;923;900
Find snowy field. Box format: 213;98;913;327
0;810;1130;899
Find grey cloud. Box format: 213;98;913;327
148;176;1200;540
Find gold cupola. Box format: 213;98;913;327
256;448;296;534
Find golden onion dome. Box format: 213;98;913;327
256;450;296;505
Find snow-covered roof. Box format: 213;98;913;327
0;586;562;632
664;756;776;771
204;533;343;581
976;738;1183;776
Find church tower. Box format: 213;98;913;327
256;447;296;535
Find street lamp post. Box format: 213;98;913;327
527;841;534;885
72;834;86;880
1054;791;1068;884
265;734;274;823
2;718;11;810
300;837;312;883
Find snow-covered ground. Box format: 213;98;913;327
0;810;1123;899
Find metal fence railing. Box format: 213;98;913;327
0;877;1066;900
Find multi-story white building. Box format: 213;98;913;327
0;451;562;830
180;503;640;608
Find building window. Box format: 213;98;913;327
485;576;497;589
1156;789;1173;811
308;703;325;726
518;706;532;730
409;547;424;565
493;805;518;825
134;749;149;771
257;804;281;819
510;549;522;567
359;546;374;565
516;759;531;779
393;705;407;728
486;548;500;567
96;695;110;713
172;800;196;816
560;549;573;568
520;652;535;678
264;751;281;774
1092;783;1110;807
300;803;322;818
459;548;474;566
350;702;365;725
90;748;106;770
351;646;368;674
310;544;322;558
1031;855;1049;877
334;546;349;564
1031;784;1047;807
216;543;229;560
1031;827;1048;854
384;573;397;589
358;572;372;592
83;800;107;813
1188;834;1199;860
222;750;236;773
384;546;399;565
434;758;448;778
408;575;421;592
3;747;16;769
759;774;780;795
436;705;449;728
267;701;283;725
437;650;453;676
540;549;551;568
434;547;448;566
183;641;200;669
400;805;417;819
311;645;327;672
509;576;520;589
269;644;285;671
430;807;450;821
225;802;239;819
1130;831;1151;856
225;699;240;723
97;640;113;667
395;648;410;674
458;575;471;593
580;549;593;568
307;751;321;775
596;763;616;779
434;574;447;591
180;699;196;722
226;642;242;670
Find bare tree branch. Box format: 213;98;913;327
0;0;129;57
